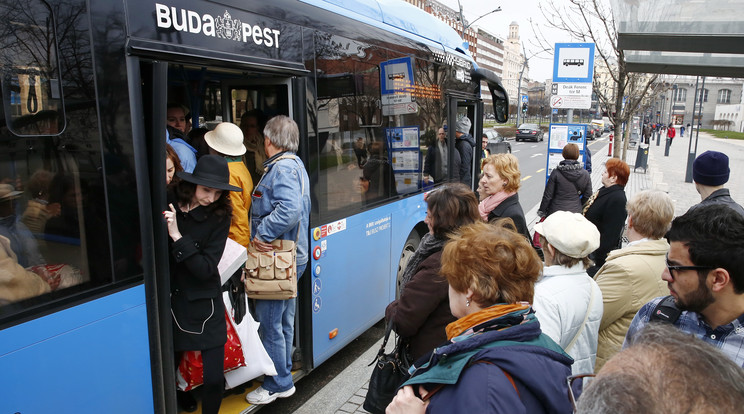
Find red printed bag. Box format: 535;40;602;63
176;309;245;391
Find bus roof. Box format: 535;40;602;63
300;0;470;56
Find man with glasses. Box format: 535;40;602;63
593;190;673;372
624;204;744;366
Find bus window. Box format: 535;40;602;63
0;1;65;136
229;84;290;184
0;1;139;319
314;34;394;217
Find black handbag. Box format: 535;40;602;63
225;268;246;325
363;320;411;414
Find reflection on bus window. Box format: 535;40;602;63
359;141;397;204
314;33;388;216
0;1;65;136
0;171;90;307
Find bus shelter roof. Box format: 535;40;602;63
611;0;744;77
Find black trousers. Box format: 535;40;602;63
177;345;224;414
200;345;225;414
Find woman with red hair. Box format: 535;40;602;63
583;158;629;276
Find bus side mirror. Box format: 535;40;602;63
471;68;509;123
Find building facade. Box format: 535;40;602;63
503;22;527;106
476;28;505;113
665;76;743;129
714;104;744;132
403;1;527;110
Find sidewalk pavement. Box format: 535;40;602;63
295;131;744;414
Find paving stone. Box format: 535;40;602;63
338;402;359;413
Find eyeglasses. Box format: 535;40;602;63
567;373;595;412
665;254;713;278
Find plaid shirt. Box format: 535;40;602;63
625;296;744;367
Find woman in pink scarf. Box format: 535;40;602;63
478;154;532;243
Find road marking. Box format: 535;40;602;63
522;175;532;181
530;153;543;158
512;149;520;153
537;168;545;173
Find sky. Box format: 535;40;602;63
436;0;577;82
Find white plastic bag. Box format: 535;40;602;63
222;291;277;389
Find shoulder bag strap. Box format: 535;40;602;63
369;320;395;365
558;169;583;197
565;281;596;353
649;295;681;324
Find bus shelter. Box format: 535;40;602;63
611;0;744;78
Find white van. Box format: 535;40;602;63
602;116;613;132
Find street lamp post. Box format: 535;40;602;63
515;45;549;127
456;1;501;35
658;93;666;146
516;57;527;127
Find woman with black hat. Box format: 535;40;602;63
162;154;242;413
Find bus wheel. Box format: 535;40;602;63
396;230;421;299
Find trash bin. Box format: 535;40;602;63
634;146;649;173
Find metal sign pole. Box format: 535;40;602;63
685;76;706;183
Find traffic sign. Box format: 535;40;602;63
551;94;591;109
521;95;529;103
551;83;558;95
556;83;592;97
553;43;596;83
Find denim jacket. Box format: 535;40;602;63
251;152;311;266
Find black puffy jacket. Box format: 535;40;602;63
538;160;592;217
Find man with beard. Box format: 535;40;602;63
623;204;744;366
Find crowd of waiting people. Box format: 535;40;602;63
385;143;744;413
6;101;744;412
160;114;744;412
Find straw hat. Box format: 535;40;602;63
0;184;22;201
204;122;246;156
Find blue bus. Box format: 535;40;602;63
0;0;508;412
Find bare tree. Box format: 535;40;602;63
531;0;661;160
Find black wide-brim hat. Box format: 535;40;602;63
176;154;242;192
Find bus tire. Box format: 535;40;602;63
396;229;422;299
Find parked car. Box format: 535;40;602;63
602;116;613;132
590;121;603;138
515;123;544;142
484;129;511;154
584;124;595;140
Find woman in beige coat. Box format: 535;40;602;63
594;190;674;371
